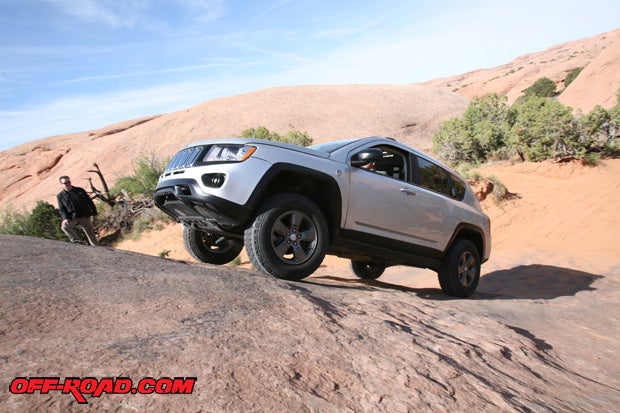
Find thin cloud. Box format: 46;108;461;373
0;80;223;150
313;15;387;39
61;62;237;85
41;0;146;28
179;0;229;23
253;0;292;22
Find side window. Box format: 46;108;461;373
415;156;451;197
355;145;407;181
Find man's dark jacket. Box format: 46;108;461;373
57;187;97;221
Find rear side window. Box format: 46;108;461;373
414;156;467;200
416;157;451;197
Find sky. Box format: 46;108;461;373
1;0;619;151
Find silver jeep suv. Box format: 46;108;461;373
154;137;491;297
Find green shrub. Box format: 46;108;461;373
455;163;481;181
112;153;168;197
488;176;508;203
509;96;579;161
564;67;582;88
28;201;65;240
0;207;30;236
432;94;514;165
580;152;600;166
0;201;65;241
523;77;557;98
242;126;313;147
578;102;620;156
433;88;617;165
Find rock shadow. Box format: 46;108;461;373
476;264;604;300
308;264;604;301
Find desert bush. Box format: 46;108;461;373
488;176;509;203
581;152;600;166
432;94;514;165
95;195;173;243
0;201;65;241
509;96;579;161
280;130;313;146
112;152;168;197
433;88;617;165
577;105;611;155
242;126;313;147
0;151;179;244
70;151;171;244
87;152;173;243
523;77;557;98
28;201;65;240
0;207;30;236
564;67;582;88
578;101;620;156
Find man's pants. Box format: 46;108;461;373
61;216;99;246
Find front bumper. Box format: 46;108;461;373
154;178;252;233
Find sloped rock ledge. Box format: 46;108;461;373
0;235;617;412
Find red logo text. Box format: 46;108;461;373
9;376;196;404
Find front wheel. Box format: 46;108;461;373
350;260;385;280
437;239;481;297
244;193;328;281
183;226;244;265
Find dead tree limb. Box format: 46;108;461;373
87;163;116;206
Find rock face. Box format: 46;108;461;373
1;235;618;412
422;28;620;112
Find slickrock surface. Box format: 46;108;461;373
1;235;618;411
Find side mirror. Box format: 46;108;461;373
351;148;383;167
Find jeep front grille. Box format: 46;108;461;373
165;145;205;172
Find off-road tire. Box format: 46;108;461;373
350;260;386;280
183;226;244;265
437;239;480;297
244;193;328;281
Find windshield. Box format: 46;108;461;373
310;139;358;153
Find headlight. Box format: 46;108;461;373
203;144;256;162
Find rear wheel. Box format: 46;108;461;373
437;239;480;297
244;193;328;281
183;226;244;265
350;260;385;280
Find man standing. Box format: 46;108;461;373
57;175;99;246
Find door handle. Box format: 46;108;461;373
400;188;416;196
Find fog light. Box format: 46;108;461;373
202;173;225;188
